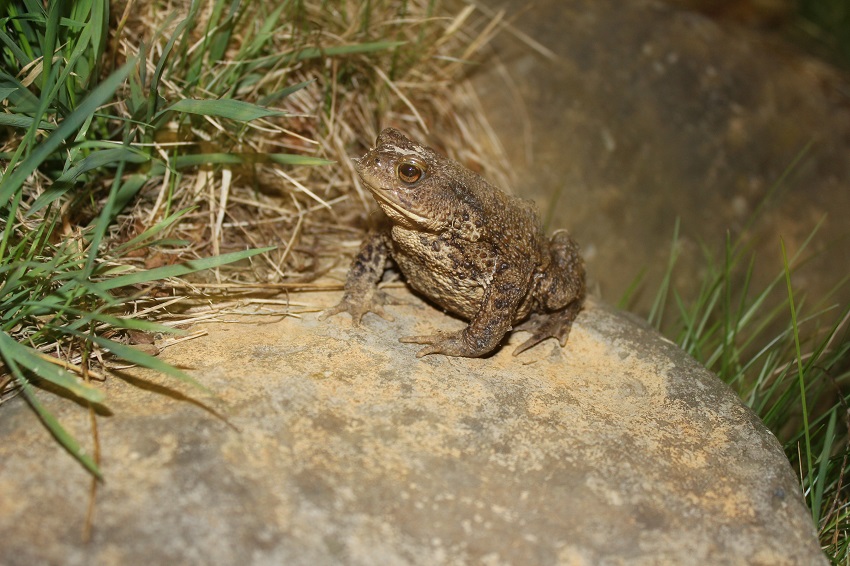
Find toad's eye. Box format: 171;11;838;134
397;161;425;184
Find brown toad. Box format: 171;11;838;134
322;128;585;358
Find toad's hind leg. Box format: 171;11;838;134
513;230;586;355
512;300;582;356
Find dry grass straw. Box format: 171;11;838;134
0;0;510;404
112;0;507;288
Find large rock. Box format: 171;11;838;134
0;291;825;564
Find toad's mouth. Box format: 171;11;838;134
362;180;434;229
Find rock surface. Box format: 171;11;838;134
0;291;825;565
472;0;850;313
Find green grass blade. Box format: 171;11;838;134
0;183;22;260
0;73;40;112
96;247;276;290
45;305;182;336
183;0;218;87
268;153;334;166
40;0;61;94
813;408;836;529
25;147;150;216
86;0;109;82
83;332;209;393
294;40;406;61
0;113;56;129
0;58;136;205
56;146;151;183
147;153;332;173
781;237;815;514
617;267;646;310
110;207;195;255
145;10;191;124
205;0;240;64
0;331;105;403
239;3;286;61
158;98;287;122
16;371;102;479
258;79;314;106
83;154;129;277
0;27;31;66
648;218;680;329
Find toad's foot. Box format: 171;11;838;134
320;289;404;326
400;330;492;358
512;301;582;356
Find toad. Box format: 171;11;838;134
321;128;585;358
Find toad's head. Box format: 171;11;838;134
353;128;485;240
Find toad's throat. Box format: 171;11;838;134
365;184;434;229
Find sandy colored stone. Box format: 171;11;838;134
0;290;824;565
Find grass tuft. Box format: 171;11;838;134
1;0;499;477
642;217;850;559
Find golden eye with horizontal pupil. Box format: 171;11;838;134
397;161;425;184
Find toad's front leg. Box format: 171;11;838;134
320;231;399;324
401;275;528;358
